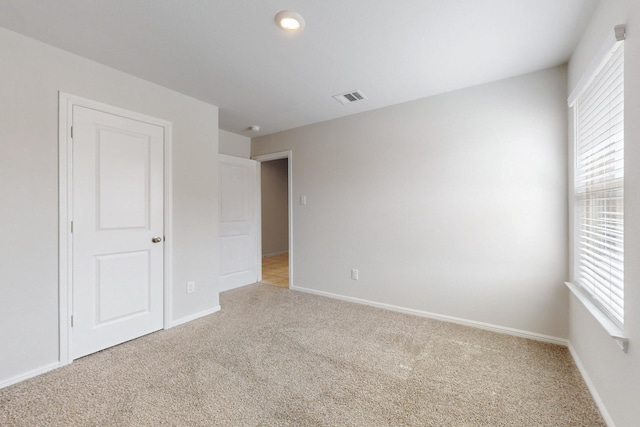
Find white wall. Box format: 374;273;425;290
219;129;251;158
253;66;569;340
567;2;640;426
261;159;289;256
0;28;220;385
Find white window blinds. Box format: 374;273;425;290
574;41;624;326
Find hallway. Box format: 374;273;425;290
261;253;289;288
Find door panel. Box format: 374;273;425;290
219;155;258;291
221;235;251;275
95;251;150;324
72;106;164;359
97;131;150;229
220;163;249;221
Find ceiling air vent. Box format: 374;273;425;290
333;90;367;105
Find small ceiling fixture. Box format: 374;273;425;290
275;10;305;32
333;90;367;105
249;125;261;132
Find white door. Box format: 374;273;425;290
219;155;258;291
72;105;164;359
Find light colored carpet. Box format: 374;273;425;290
1;283;604;426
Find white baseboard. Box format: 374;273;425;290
220;280;258;293
0;361;60;390
262;250;288;258
290;285;568;346
567;343;615;427
170;305;221;328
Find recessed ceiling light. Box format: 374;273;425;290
275;10;305;32
249;125;261;132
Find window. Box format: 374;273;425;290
571;37;624;327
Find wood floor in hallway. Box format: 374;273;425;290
261;253;288;288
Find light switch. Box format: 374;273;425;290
300;195;307;205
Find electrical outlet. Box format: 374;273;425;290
351;269;359;280
187;281;196;294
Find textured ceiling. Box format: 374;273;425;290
0;0;599;137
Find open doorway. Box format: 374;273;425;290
253;151;293;288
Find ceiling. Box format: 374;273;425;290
0;0;599;137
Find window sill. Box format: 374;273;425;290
565;282;628;352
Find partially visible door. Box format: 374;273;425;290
72;105;165;359
219;155;258;291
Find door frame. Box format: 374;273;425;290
58;92;173;365
252;151;293;288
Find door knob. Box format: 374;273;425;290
151;237;163;243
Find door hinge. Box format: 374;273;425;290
70;126;73;138
70;221;73;233
70;315;74;327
